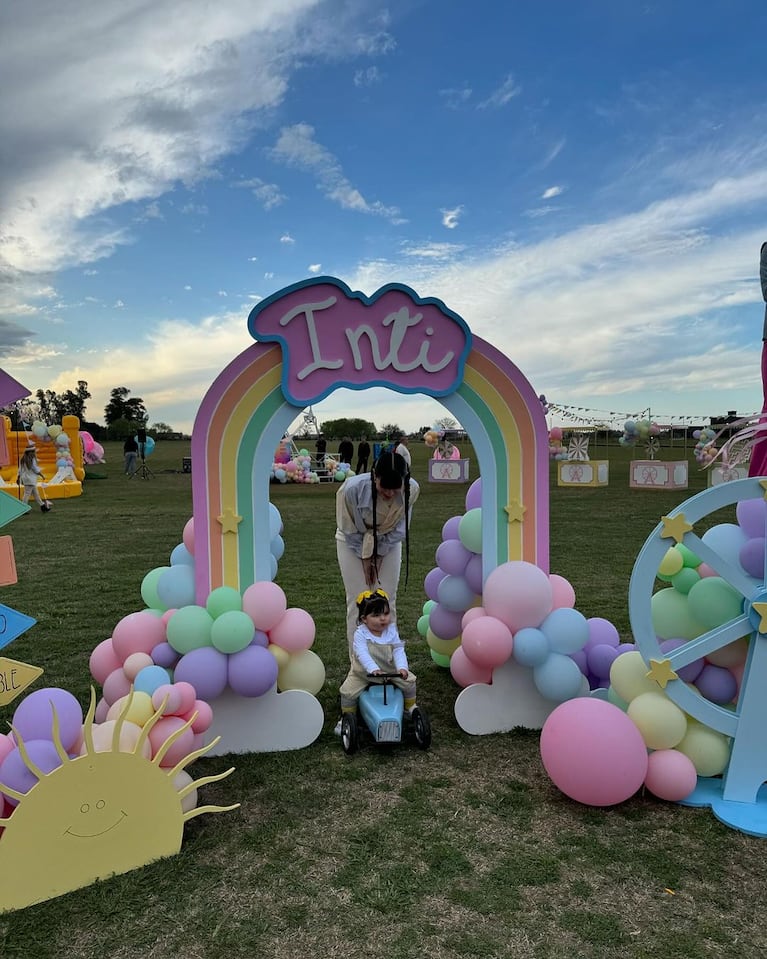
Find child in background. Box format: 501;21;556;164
336;589;417;731
18;446;51;512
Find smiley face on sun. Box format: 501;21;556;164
0;689;238;913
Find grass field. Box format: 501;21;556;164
1;438;766;959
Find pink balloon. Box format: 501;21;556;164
242;581;288;631
89;638;122;684
697;563;717;578
188;700;213;733
461;616;514;669
483;561;553;632
540;698;649;806
112;610;168;661
95;697;110;723
102;667;132;706
152;684;183;715
182;517;195;555
549;574;576;609
0;733;15;767
461;606;486;629
268;607;315;651
644;749;698;801
450;646;493;687
147;716;196;768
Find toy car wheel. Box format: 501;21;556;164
411;707;431;750
341;713;359;755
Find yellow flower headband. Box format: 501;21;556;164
355;587;389;606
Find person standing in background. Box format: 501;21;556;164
338;436;354;464
356;436;371;474
395;434;411;470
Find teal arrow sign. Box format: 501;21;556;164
0;492;30;529
0;604;36;651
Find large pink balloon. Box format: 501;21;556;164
450;646;493;687
461;616;513;669
549;574;575;609
242;581;287;631
182;517;195;555
112;610;167;661
269;607;315;651
89;638;122;684
483;562;553;632
540;698;648;806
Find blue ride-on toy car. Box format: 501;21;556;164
340;673;431;755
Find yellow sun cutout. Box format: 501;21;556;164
0;688;239;913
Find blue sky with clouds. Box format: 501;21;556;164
2;0;766;435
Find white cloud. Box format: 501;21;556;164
113;299;125;308
477;74;521;110
439;86;472;109
404;242;465;260
184;284;192;290
441;206;463;230
271;123;401;221
307;263;322;274
264;271;274;279
218;290;228;296
247;256;258;262
353;66;382;87
280;233;295;245
542;185;563;200
235;177;286;210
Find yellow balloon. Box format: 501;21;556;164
106;692;155;727
609;650;660;703
426;631;461;656
627;692;687;749
658;547;684;578
268;643;291;668
277;649;326;695
676;724;731;777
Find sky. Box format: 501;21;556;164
2;0;767;438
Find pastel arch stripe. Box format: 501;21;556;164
192;336;549;600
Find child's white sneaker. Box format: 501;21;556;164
333;719;342;736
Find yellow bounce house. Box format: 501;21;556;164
0;415;85;500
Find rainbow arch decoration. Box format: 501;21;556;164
191;277;549;602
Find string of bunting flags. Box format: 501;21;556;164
543;400;719;430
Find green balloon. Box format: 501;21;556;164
458;508;482;554
211;609;255;654
206;586;243;618
671;567;701;596
687;577;744;630
651;587;705;640
430;649;451;668
417;614;430;637
607;684;629;712
422;599;436;615
166;605;214;653
141;566;169;610
677;543;702;569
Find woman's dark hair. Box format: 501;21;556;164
357;589;391;622
370;451;411;586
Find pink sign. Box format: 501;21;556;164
248;277;472;405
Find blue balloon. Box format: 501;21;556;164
135;435;156;456
170;543;195;566
156;564;196;610
270;534;285;560
436;574;476;612
533;653;584;702
512;627;550;667
133;665;172;697
269;502;283;538
539;607;589;655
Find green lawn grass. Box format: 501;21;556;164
1;438;766;958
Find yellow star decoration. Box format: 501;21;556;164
760;479;767;500
217;507;243;534
646;658;678;689
504;499;526;523
752;601;767;633
660;513;693;543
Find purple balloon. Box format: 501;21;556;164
736;497;767;538
569;648;588;675
464;554;484;595
695;664;737;704
227;645;278;697
424;567;447;602
428;604;464;641
12;687;83;752
151;642;181;669
441;516;461;541
0;740;63;806
659;638;704;682
585;617;620;650
436;539;472;576
739;537;765;579
250;629;270;648
465;478;482;511
587;644;620;678
174;647;229;701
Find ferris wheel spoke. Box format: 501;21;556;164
676;532;759;599
664;614;753;669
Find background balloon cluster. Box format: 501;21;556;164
322;458;354;482
87;506;326;729
0;686;201;821
692;427;717;466
79;430;105;464
271;441;322;484
540;497;767;809
618;418;660;447
547;427;568;460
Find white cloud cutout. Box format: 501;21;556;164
542;185;563;199
271;123;401;221
454;661;558;734
441;206;463;229
203;687;324;754
477;74;521;110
